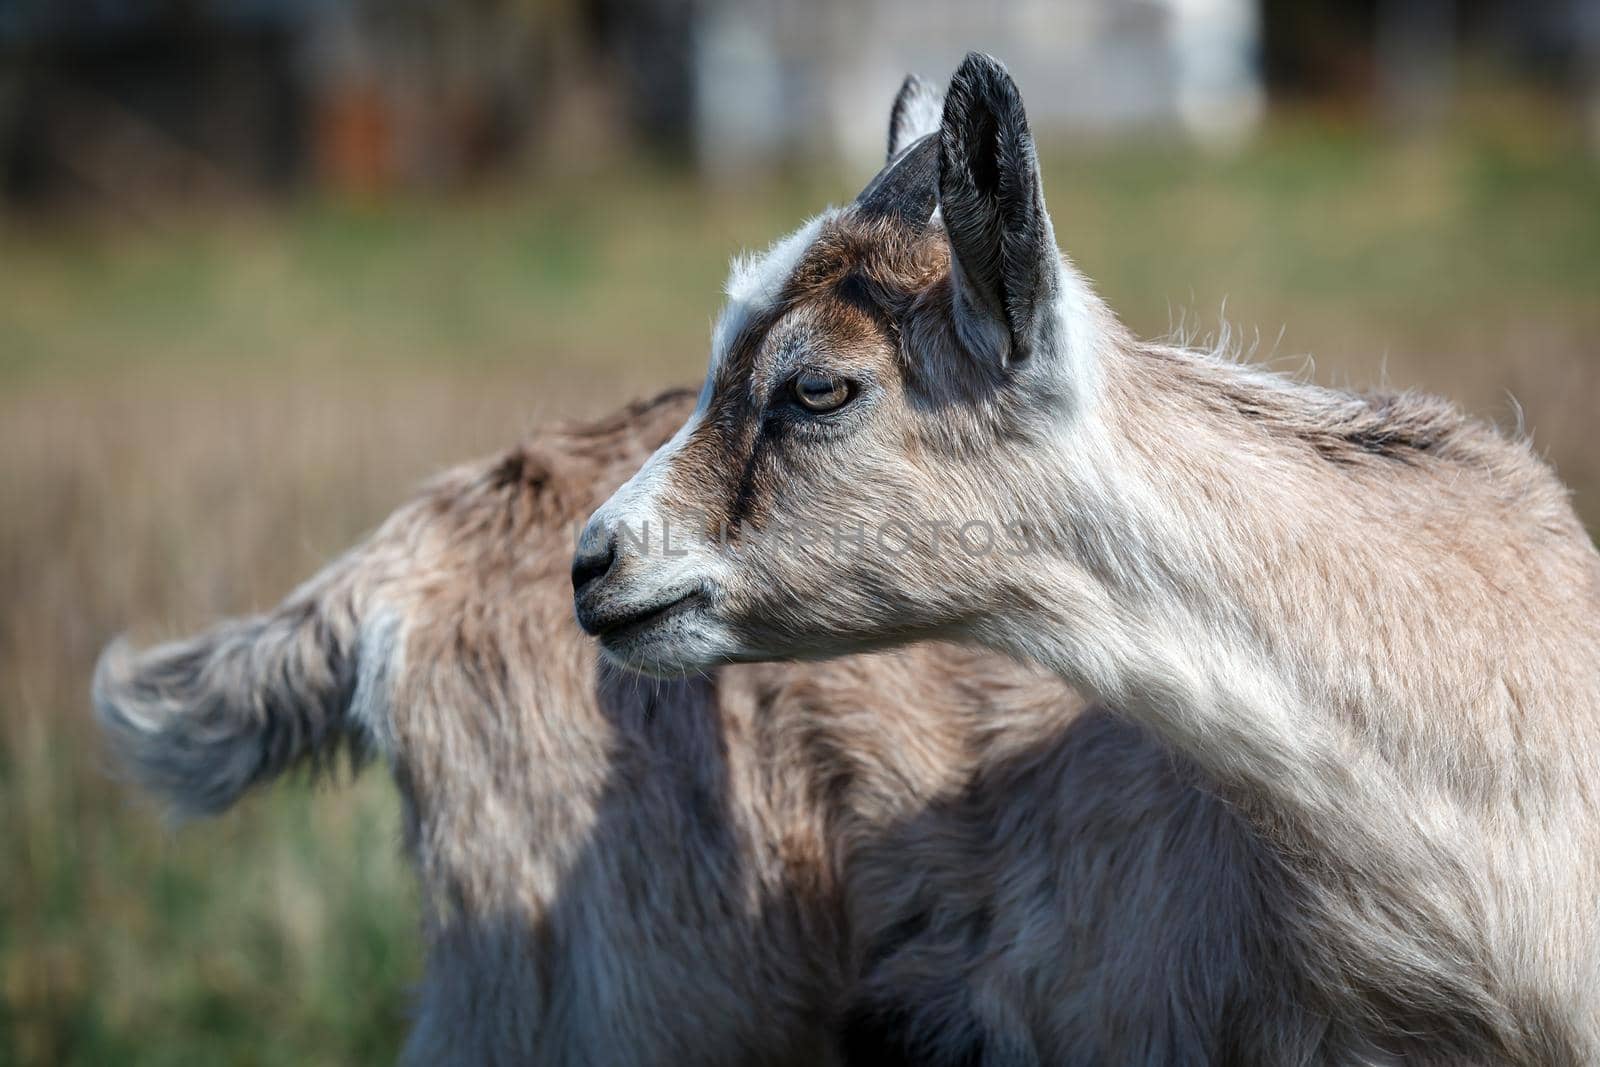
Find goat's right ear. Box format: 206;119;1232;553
887;74;944;161
938;53;1058;367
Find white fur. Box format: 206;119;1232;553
711;213;832;376
349;606;405;762
889;78;945;156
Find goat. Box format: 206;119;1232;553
574;57;1600;1064
99;389;1287;1065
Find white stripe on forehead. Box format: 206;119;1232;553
615;213;834;521
709;211;834;374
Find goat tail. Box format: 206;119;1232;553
92;554;399;819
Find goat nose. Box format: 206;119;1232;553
572;526;617;595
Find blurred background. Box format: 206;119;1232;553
2;1;1597;1063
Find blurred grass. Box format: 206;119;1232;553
2;110;1598;1064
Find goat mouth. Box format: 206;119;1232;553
589;590;704;642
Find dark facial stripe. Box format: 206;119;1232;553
726;429;773;532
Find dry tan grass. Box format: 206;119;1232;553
0;366;680;1065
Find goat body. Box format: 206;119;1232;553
101;390;1305;1065
575;58;1600;1064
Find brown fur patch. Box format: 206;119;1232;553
665;216;950;534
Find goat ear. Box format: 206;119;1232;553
887;74;944;161
853;133;939;230
938;53;1057;365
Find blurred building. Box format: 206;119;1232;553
0;0;315;203
0;0;569;203
694;0;1263;172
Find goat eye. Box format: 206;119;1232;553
792;374;852;413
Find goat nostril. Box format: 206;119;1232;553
571;534;617;594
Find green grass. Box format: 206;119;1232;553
3;116;1596;391
4;769;414;1067
2;109;1598;1065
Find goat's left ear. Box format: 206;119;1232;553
938;53;1058;366
887;74;944;161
